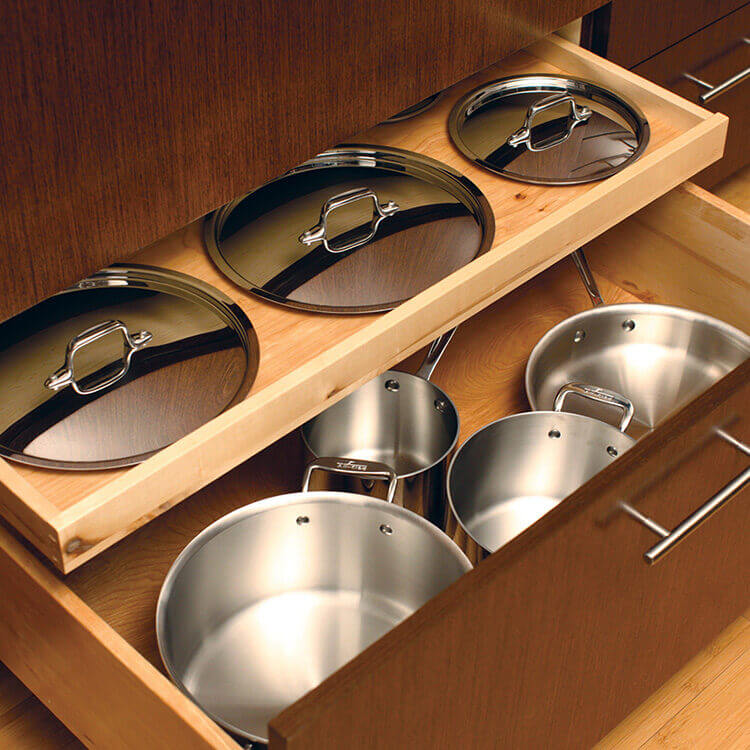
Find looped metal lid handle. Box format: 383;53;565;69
554;382;634;433
298;187;400;254
44;319;153;396
507;93;592;152
302;456;399;503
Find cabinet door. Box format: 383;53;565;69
633;5;750;187
269;360;750;749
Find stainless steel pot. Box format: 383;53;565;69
447;386;635;556
526;303;750;437
301;329;459;529
157;458;471;745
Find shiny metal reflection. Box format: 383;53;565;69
156;492;471;744
526;304;750;437
448;411;634;555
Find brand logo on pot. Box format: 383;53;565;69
336;459;368;471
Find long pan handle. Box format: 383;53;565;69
415;327;457;382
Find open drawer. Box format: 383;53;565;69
0;34;729;573
0;181;747;748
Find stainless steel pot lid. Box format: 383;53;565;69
0;265;258;470
205;145;495;314
448;75;650;185
383;92;443;123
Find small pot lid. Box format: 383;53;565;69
383;92;443;123
448;75;650;185
205;145;495;314
0;265;259;470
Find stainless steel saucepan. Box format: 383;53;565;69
302;328;459;529
447;384;635;556
526;303;750;437
157;458;471;745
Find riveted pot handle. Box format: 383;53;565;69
302;457;399;503
298;187;400;254
554;382;634;433
44;319;152;396
507;93;592;152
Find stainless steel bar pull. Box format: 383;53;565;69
620;427;749;564
683;38;750;103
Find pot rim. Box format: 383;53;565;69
525;302;750;411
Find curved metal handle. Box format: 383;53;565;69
507;93;592;152
571;249;604;307
683;39;749;103
554;382;635;433
44;320;152;396
302;457;399;503
415;327;457;381
298;187;400;254
620;428;749;564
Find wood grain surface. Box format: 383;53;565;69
599;0;747;68
0;35;728;572
633;5;750;187
0;0;606;321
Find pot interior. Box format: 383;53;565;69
302;371;459;476
158;493;469;743
448;412;632;553
527;304;750;435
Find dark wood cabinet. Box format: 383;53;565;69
0;0;605;322
633;6;750;186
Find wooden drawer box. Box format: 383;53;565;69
632;3;750;187
0;181;748;748
0;35;729;574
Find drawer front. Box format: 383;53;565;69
633;5;750;187
270;362;750;748
602;0;747;69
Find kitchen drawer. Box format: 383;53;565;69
0;181;748;748
633;4;750;187
0;34;728;573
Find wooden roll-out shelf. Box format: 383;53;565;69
0;35;729;572
0;174;748;747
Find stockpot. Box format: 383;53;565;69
157;458;471;745
526;303;750;437
302;328;459;529
447;384;635;557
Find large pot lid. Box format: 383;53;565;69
0;265;259;470
448;75;650;185
205;145;495;314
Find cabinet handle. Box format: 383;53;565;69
683;38;750;103
620;428;750;564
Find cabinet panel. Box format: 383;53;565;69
601;0;747;68
0;0;606;321
633;5;750;186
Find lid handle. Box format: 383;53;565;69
507;93;592;152
44;320;153;396
554;382;634;433
302;457;399;503
298;187;400;254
